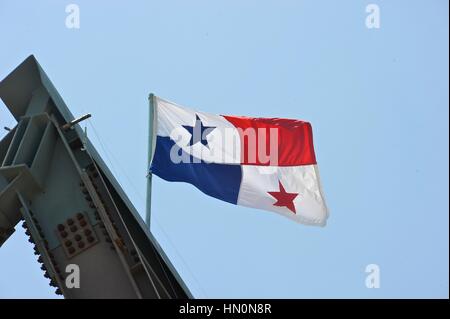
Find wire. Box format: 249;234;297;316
85;117;208;298
152;218;209;298
86;119;121;184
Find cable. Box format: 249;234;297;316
85;117;208;298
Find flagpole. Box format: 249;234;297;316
145;93;155;227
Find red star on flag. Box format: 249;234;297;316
268;181;299;214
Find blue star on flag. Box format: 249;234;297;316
182;114;216;148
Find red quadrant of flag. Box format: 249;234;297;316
223;115;317;166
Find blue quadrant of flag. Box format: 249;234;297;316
151;136;242;204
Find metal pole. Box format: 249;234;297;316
61;113;92;130
145;93;155;226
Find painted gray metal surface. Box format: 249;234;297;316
0;55;192;298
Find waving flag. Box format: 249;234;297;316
149;97;328;226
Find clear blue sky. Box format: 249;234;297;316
0;0;448;298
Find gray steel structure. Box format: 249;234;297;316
0;55;192;299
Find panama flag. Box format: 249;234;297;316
149;97;329;226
